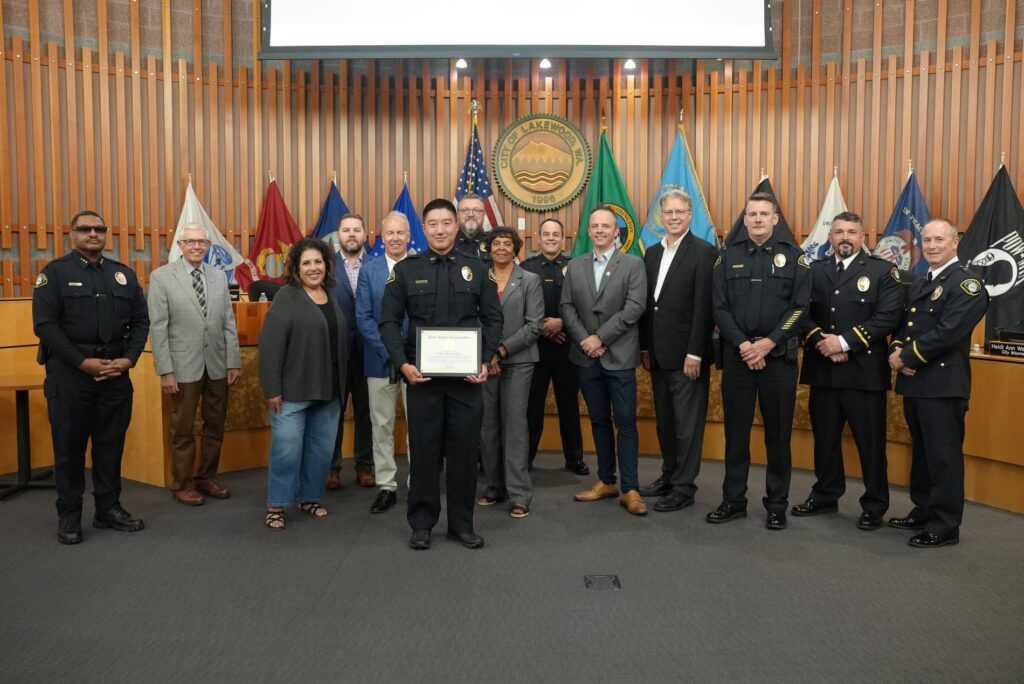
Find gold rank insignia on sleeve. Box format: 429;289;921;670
961;278;982;296
34;273;48;288
798;254;811;268
890;267;901;282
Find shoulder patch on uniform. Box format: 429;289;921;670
714;255;722;268
890;267;901;282
961;278;983;296
34;273;48;288
797;254;811;268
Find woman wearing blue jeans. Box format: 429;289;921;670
258;238;348;530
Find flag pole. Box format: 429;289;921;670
1000;151;1006;169
331;170;337;184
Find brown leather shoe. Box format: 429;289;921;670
173;488;205;506
357;471;376;488
620;491;648;516
574;481;619;502
326;472;342;490
195;479;230;499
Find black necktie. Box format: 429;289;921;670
837;261;844;274
927;272;933;282
435;257;451;325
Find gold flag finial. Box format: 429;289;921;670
678;108;684;123
908;159;914;173
1000;151;1006;167
833;166;838;177
403;170;409;184
601;108;607;131
760;167;766;178
267;170;274;182
331;170;337;184
187;171;192;182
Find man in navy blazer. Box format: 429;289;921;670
356;211;412;514
329;213;374;488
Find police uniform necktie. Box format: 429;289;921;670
837;261;845;274
192;269;207;317
435;257;451;325
744;247;768;333
926;272;933;282
93;263;114;343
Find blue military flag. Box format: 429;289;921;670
640;125;717;248
312;179;351;252
877;171;931;275
369;181;428;258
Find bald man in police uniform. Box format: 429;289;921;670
793;211;904;530
33;210;149;545
888;218;988;548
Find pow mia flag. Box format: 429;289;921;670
958;165;1024;339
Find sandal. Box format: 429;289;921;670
299;501;329;518
510;504;530;519
265;509;285;530
477;491;507;507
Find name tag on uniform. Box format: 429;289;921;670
415;279;430;284
68;282;83;287
731;264;745;269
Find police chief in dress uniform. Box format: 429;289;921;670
887;219;988;548
709;192;810;530
453;193;492;263
32;210;149;545
379;198;503;550
793;211;904;530
521;218;589;475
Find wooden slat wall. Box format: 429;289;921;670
1;2;1023;296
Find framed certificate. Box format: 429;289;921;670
416;327;482;377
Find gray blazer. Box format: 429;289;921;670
559;249;647;370
495;265;543;365
148;261;241;383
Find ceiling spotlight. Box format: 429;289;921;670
455;58;468;69
539;58;552;69
623;58;637;70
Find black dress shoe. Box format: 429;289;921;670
857;512;884;530
409;530;431;550
887;513;926;530
93;505;145;532
791;498;838;516
908;530;959;548
653;490;694;512
370;489;397;514
565;460;591;476
58;514;83;545
638;475;672;498
705;503;747;524
446;530;485;549
765;510;787;530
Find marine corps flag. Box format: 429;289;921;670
723;175;797;246
235;178;304;290
958;165;1024;338
573;129;642;257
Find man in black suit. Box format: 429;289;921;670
793;211;904;530
522;218;589;476
888;218;988;548
329;213;374;488
638;190;717;512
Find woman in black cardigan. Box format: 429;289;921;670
258;238;348;530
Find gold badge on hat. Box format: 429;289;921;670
114;271;128;286
931;285;943;301
462;266;473;282
857;276;870;292
774;253;787;268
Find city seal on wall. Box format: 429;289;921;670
493;113;591;211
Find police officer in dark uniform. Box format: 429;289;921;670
379;198;503;551
888;218;988;548
708;192;810;530
32;210;149;545
453;193;492;263
793;211;904;530
521;218;588;475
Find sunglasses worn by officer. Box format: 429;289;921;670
72;225;109;234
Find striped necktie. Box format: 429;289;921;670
191;269;207;317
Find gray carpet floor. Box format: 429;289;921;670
2;455;1023;683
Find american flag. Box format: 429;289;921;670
455;123;504;231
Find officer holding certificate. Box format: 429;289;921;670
379;198;503;551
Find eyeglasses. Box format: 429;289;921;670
458;208;485;215
178;239;211;247
662;210;692;217
72;225;108;234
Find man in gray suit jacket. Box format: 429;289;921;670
148;225;241;505
560;205;648;515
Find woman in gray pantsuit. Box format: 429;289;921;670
478;227;544;518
